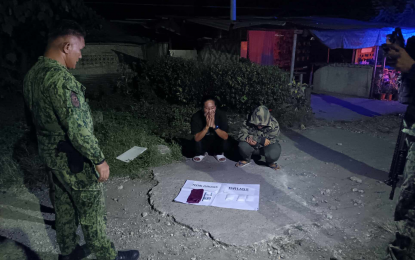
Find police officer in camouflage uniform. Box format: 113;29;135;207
384;44;415;260
236;105;282;170
23;20;139;260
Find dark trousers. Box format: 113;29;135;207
195;135;229;156
238;141;281;164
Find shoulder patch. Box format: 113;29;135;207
70;91;80;107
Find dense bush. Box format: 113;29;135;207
0;0;102;92
139;57;309;116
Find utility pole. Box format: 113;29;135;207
231;0;236;21
290;33;298;83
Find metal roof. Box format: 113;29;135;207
283;16;392;30
186;16;398;31
187;17;286;31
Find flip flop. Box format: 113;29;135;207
214;154;226;163
269;163;281;171
235;161;250;167
193;152;207;163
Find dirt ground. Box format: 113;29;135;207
0;111;403;260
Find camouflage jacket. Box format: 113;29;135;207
238;105;280;148
23;57;104;184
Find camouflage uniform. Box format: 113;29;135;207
389;115;415;260
238;106;281;163
23;56;117;260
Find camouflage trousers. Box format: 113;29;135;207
51;168;117;260
389;143;415;260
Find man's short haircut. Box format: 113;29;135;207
202;95;217;107
48;19;86;42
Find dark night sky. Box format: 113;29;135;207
85;0;375;20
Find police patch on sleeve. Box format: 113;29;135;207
70;91;80;107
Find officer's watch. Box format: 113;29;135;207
215;125;220;130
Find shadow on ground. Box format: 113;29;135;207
316;94;382;117
0;233;41;260
283;128;388;181
0;198;55;229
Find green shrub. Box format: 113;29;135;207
89;94;198;140
140;57;294;113
0;0;102;93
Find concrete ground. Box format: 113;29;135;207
1;125;400;260
149;126;399;259
312;93;407;121
0;94;404;260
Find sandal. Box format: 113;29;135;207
214;154;226;163
193;152;207;163
269;163;281;171
235;161;250;167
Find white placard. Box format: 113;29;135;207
174;180;260;211
116;146;147;163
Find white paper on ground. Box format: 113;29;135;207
174;180;260;211
116;146;147;163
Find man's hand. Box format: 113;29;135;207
386;44;415;73
246;137;257;146
209;112;215;128
264;139;271;146
96;161;110;182
205;112;215;128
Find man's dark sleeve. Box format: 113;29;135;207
191;112;203;135
219;111;229;132
407;64;415;81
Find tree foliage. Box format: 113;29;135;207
0;0;102;91
139;57;310;117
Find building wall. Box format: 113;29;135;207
70;42;167;96
313;64;373;98
198;39;240;63
72;43;145;76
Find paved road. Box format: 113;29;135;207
311;94;407;121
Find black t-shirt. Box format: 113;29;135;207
191;109;229;136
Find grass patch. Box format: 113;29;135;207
94;110;184;179
0;124;26;188
0;85;313;189
0;123;45;189
0;97;188;188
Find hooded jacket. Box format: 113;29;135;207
238;105;280;148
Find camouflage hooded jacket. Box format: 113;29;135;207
238;105;280;148
23;57;104;185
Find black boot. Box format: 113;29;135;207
115;250;140;260
58;244;91;260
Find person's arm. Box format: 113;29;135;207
192;112;210;142
387;44;415;76
215;111;229;140
195;125;210;142
237;121;250;142
407;63;415;81
47;72;105;165
264;119;281;145
215;128;228;140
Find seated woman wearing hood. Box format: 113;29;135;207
236;105;281;170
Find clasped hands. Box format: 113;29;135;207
246;136;271;146
205;111;216;129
